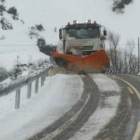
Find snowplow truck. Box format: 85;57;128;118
53;20;109;73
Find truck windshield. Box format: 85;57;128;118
68;28;99;39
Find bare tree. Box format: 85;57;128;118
126;40;135;73
130;55;138;74
116;49;124;73
107;32;138;74
107;31;120;72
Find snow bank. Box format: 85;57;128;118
0;74;83;140
0;10;50;71
0;45;49;71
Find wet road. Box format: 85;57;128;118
28;74;140;140
113;74;140;140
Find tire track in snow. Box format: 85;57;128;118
68;74;121;140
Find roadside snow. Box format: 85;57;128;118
91;74;121;93
137;72;140;76
69;74;121;140
0;45;49;71
0;11;50;71
0;74;83;140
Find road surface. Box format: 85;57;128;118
27;74;140;140
113;74;140;140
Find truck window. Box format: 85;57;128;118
68;28;99;39
69;29;76;37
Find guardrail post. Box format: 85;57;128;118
1;68;51;110
44;74;46;81
15;88;20;109
27;82;32;99
41;76;44;86
35;78;39;93
45;71;48;81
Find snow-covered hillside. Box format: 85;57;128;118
0;74;83;140
0;0;139;70
4;0;138;43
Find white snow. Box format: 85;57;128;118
91;74;121;93
3;0;140;45
137;72;140;76
0;74;83;140
0;11;49;71
69;74;121;140
0;44;49;71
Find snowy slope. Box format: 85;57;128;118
4;0;139;43
1;0;140;44
0;0;139;70
0;4;51;71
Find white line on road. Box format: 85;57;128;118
127;87;134;94
113;75;140;140
132;122;140;140
113;76;140;101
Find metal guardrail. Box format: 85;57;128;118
0;66;52;109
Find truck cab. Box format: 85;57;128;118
59;20;107;55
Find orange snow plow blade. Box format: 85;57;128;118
53;49;109;73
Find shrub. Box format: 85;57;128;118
112;0;134;13
36;24;44;31
9;66;22;80
112;1;125;13
0;17;13;30
0;66;8;81
7;7;18;20
9;56;22;80
0;4;6;15
28;27;40;39
7;7;17;15
28;24;44;39
122;0;133;5
0;5;6;11
37;38;46;47
0;0;5;3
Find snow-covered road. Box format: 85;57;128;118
0;74;121;140
0;74;83;140
69;74;121;140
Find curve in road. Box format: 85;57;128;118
113;74;140;140
28;74;100;140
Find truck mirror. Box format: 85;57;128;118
59;29;62;40
103;30;107;36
